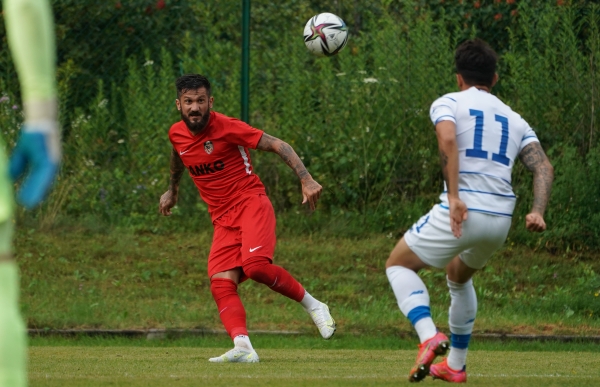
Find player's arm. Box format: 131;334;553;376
518;142;554;232
436;120;468;238
159;148;185;216
256;133;322;210
4;0;61;209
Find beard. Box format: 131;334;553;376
181;110;210;134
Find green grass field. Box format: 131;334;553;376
15;229;600;335
28;336;600;387
15;228;600;385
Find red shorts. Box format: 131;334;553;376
208;193;276;279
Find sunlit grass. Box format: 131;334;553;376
28;340;600;387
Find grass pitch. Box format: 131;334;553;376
16;229;600;335
29;337;600;387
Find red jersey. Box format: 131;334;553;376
169;111;266;221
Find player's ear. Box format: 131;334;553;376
491;73;499;87
209;96;214;109
456;73;463;89
175;98;181;111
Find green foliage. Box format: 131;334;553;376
249;8;452;232
2;2;600;251
523;145;600;251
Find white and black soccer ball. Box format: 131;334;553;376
303;13;349;57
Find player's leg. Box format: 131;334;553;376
446;256;478;373
0;111;25;386
386;237;449;382
3;0;60;208
386;237;436;343
0;222;26;387
208;268;259;363
0;202;27;387
206;220;258;363
428;257;475;383
430;213;511;382
386;206;464;382
243;256;336;339
240;194;335;339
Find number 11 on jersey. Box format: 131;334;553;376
465;109;510;166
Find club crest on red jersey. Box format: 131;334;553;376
204;141;213;154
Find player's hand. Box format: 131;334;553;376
525;212;546;232
449;197;468;238
159;190;178;216
9;124;61;209
301;177;322;211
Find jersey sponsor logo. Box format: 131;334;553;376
179;149;190;155
188;160;225;176
249;246;262;252
204;141;213;154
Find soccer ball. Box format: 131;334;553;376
303;13;349;57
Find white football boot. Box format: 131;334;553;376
208;347;260;363
307;302;336;339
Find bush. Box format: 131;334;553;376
2;1;600;251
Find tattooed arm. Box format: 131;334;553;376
256;133;322;210
159;148;186;216
436;120;468;238
518;142;554;232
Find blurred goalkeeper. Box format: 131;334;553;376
1;0;60;386
159;74;335;363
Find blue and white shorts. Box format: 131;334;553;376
404;205;512;270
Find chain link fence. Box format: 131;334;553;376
0;1;598;250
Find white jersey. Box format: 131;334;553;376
429;86;539;217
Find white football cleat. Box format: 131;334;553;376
208;347;260;363
307;302;336;339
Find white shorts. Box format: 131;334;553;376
404;205;512;270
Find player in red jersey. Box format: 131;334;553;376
159;74;336;363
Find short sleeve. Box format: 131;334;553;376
519;120;540;152
168;122;184;148
430;95;457;125
221;115;264;149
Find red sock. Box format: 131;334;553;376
243;257;305;302
210;278;248;339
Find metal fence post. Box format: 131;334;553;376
241;0;250;123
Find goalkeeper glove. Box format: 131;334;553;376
9;123;61;209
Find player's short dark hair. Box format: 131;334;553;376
454;39;498;88
176;74;211;98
